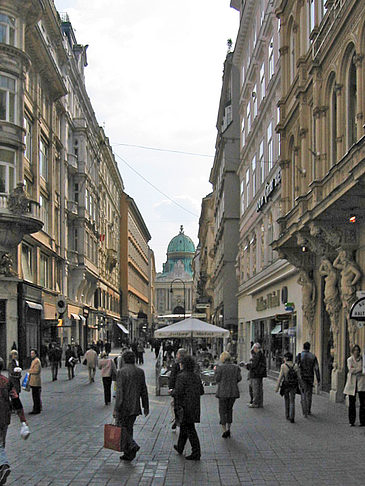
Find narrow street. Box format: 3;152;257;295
5;349;365;486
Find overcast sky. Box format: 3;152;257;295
54;0;238;272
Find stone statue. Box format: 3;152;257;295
7;183;30;215
333;249;362;310
0;253;17;277
297;270;316;339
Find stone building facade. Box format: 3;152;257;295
273;0;365;399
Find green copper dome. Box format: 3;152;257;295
167;226;195;254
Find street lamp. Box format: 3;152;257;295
169;278;186;320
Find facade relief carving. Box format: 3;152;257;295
297;270;316;341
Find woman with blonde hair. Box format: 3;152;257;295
8;350;21;395
214;351;242;438
343;344;365;426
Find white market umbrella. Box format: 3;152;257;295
154;317;229;339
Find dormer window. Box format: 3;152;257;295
0;14;15;46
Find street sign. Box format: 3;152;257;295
285;302;295;312
350;298;365;321
196;303;210;309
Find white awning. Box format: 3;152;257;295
70;313;80;320
26;301;43;311
271;325;282;335
79;315;86;323
117;323;129;334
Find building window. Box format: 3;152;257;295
39;138;48;180
259;140;264;183
24;116;32;162
268;37;274;79
246;168;250;205
0;74;15;123
21;243;33;282
252;155;257;196
246;103;251;134
308;0;315;35
55;206;60;245
74;228;78;251
267;122;273;172
260;63;265;102
74;182;79;203
253;85;257;119
39;194;49;233
0;148;14;194
0;14;15;46
330;79;337;166
40;253;50;288
241;64;245;87
289;21;296;84
348;54;357;148
240;179;245;214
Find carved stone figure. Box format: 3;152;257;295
297;270;316;339
7;183;30;215
333;249;362;310
0;252;17;277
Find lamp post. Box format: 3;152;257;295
169;278;186;320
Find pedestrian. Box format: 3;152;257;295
65;344;76;380
137;340;145;365
154;340;161;359
131;340;138;359
172;355;204;461
48;344;58;381
215;351;242;438
105;341;111;356
168;348;187;430
7;350;21;395
246;343;266;408
98;352;117;405
28;349;42;415
0;356;28;485
113;350;149;461
296;342;320;417
275;352;299;423
343;344;365;426
76;343;84;363
84;346;98;383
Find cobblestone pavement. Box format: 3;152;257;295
4;349;365;486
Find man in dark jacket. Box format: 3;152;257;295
168;348;186;430
246;343;266;408
173;355;204;461
296;342;320;417
48;343;59;381
113;350;149;461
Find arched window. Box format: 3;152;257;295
348;54;357;148
328;74;337;166
289;136;296;208
288;18;296;84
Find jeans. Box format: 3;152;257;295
31;386;42;413
218;398;236;425
248;379;253;404
67;366;74;380
284;388;296;421
88;367;96;382
251;378;263;407
51;362;58;380
348;391;365;425
177;422;201;457
0;426;8;466
102;377;112;404
117;415;138;456
300;381;313;416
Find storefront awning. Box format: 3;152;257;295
79;315;86;323
271;325;282;335
70;313;80;320
117;323;129;334
26;301;43;311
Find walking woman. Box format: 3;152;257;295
65;345;76;380
215;351;241;438
28;349;42;414
343;344;365;426
275;352;298;423
98;352;117;405
8;350;21;395
173;355;204;460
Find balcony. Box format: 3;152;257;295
67;153;78;172
67;249;79;266
66;200;78;217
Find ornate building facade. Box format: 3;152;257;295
274;0;365;400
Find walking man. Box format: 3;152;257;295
48;343;59;381
168;348;186;430
296;342;320;417
84;346;98;383
246;343;266;408
113;350;149;461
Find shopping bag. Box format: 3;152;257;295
104;423;122;451
20;422;30;440
21;372;30;391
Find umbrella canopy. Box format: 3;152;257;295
154;317;230;338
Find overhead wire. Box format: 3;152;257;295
112;142;214;159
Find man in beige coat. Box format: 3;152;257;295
28;349;42;414
84;347;98;383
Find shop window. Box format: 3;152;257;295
0;148;14;194
0;14;15;46
0;74;15;123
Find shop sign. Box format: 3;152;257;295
285;302;295;312
256;170;281;212
350;298;365;321
256;289;280;311
288;327;296;336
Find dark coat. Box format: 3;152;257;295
0;374;23;427
8;358;21;394
173;370;204;424
168;362;181;389
247;351;267;379
114;363;149;417
297;350;320;384
215;362;242;398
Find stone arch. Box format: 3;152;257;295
287;15;297;85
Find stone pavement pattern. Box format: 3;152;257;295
5;349;365;486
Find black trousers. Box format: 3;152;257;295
177;422;201;457
349;391;365;425
117;415;138;456
218;397;236;425
102;377;112;404
51;362;58;380
31;386;42;413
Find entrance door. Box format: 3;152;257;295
0;301;6;363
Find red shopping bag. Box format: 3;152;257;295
104;423;122;451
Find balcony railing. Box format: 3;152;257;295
67;200;78;216
67;249;78;265
67;153;78;171
0;193;40;219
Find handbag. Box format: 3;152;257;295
21;372;30;392
20;422;30;440
82;358;87;366
104;421;122;451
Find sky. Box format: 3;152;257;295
54;0;239;272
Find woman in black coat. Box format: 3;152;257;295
173;355;204;461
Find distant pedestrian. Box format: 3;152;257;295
169;348;187;430
0;356;28;485
113;350;149;461
137;341;145;365
7;350;21;395
65;345;77;380
215;351;241;438
98;352;117;405
296;342;320;417
154;340;161;359
84;347;98;383
105;342;111;356
173;355;204;461
131;340;138;359
48;344;59;381
76;344;83;363
246;343;266;408
343;344;365;426
276;352;298;423
28;349;42;415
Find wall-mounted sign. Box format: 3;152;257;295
256;289;280;311
350;298;365;321
256;169;281;212
285;302;295;312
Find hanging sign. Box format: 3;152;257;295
350;298;365;321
